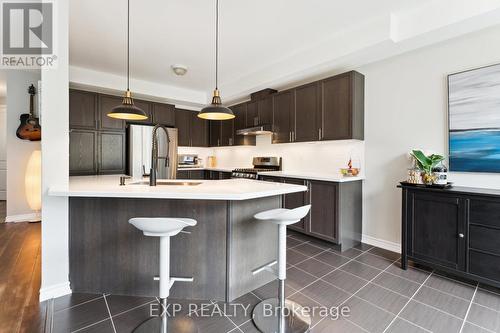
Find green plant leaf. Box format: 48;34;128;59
411;150;431;168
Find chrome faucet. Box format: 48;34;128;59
150;124;171;186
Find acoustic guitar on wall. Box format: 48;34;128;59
16;84;41;141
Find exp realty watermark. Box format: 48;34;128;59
150;302;351;321
1;0;56;68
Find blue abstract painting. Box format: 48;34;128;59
448;64;500;173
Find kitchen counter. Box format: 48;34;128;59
177;166;238;172
49;175;307;200
258;170;364;182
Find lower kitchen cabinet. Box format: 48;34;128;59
400;185;500;288
208;170;232;180
260;175;362;251
177;170;206;179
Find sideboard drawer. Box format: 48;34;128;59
470;199;500;228
469;250;500;282
470;225;500;256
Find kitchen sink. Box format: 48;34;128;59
129;180;202;186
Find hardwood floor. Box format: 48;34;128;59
0;222;47;332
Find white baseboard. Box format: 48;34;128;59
5;212;41;223
39;281;72;302
362;234;401;254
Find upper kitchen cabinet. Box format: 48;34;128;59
294;82;321;142
272;90;294;144
98;94;126;131
257;97;273;125
320;71;364;140
209;120;221;147
220;118;234;146
69;90;97;129
152;103;175;126
232;103;255;146
246;101;258;127
175;109;209;147
133;99;153;123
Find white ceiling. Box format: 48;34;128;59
69;0;500;106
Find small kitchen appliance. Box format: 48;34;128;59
232;157;281;180
178;154;200;167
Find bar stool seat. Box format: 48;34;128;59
129;217;198;333
252;205;312;333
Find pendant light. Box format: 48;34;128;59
108;0;148;120
198;0;235;120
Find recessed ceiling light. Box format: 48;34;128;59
171;64;188;76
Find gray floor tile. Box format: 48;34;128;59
239;320;260;333
466;303;500;332
386;263;430;284
400;300;463;333
311;316;367;333
295;258;336;278
252;280;296;300
341;296;395;333
314;250;351;267
288;231;313;242
286;237;304;248
217;292;261;326
331;247;363;259
385;318;428;333
356;283;409;315
287;249;309;265
105;294;156;316
53;293;103;312
424;274;476;300
355;253;395;270
372;272;421;297
52;297;110;333
462;322;494;333
353;242;374;252
189;303;238;333
414;286;470;318
322;269;367;294
287;291;324;326
341;261;382;281
474;288;500;312
300;280;351;308
368;247;401;261
74;319;115;333
293;243;328;257
286;266;317;291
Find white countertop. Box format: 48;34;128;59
177;166;237;172
258;171;364;183
48;175;307;200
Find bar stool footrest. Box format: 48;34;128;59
252;260;278;277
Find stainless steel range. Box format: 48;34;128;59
232;157;281;180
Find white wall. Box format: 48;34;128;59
40;0;71;301
0;105;6;201
358;24;500;248
5;70;41;221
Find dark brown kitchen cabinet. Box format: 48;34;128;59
190;113;209;147
257;97;273;125
294;82;321;142
175;109;191;147
153;103;175;126
209;121;221;147
231;103;256;146
69;90;97;129
309;181;338;242
321;71;364;140
246;101;258;127
208;170;232;180
69;129;97;175
221;119;234;146
283;178;308;232
400;185;500;289
98;95;125;131
133;99;153;123
98;132;126;174
272;90;294;144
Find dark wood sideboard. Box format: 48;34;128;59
400;184;500;288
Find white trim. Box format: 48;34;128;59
39;281;72;302
5;212;41;223
361;234;401;254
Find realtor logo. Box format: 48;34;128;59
1;1;56;67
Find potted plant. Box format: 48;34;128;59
410;150;445;185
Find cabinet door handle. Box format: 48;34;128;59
217;139;220;146
318;128;322;140
289;132;291;142
293;131;295;142
458;233;464;238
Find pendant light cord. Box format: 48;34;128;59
215;0;219;90
127;0;130;91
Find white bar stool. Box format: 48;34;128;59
129;217;198;333
252;205;312;333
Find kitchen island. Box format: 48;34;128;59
49;176;307;302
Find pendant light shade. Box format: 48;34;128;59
198;0;234;120
107;0;147;121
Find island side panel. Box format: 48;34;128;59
69;197;227;300
227;196;281;301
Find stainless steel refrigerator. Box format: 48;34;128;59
128;124;178;179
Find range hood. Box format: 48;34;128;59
236;124;273;136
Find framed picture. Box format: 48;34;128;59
448;63;500;173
